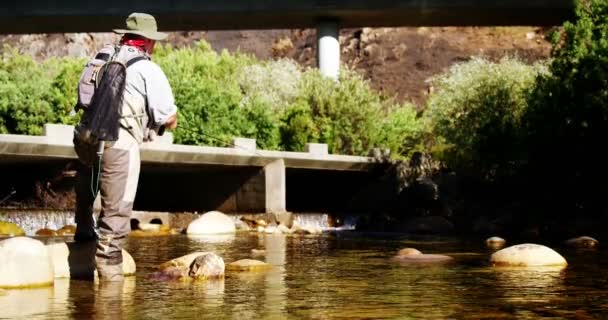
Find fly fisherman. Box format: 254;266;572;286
73;12;178;281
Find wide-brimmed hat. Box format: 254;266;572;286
113;12;168;41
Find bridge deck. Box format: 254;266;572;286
0;0;575;34
0;125;375;171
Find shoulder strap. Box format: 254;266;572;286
95;52;111;61
126;56;149;68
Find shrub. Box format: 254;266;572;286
0;47;83;135
239;59;302;112
154;42;281;148
423;56;548;176
524;0;608;212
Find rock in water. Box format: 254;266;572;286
486;236;506;249
35;229;57;237
0;221;25;237
565;236;598;248
56;225;76;236
397;248;422;256
490;243;567;267
46;242;136;279
188;253;226;280
0;237;54;288
187;211;236;235
393;247;453;264
226;259;272;272
157;252;225;281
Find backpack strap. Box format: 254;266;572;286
95;52;111;61
126;56;149;68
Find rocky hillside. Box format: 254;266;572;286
0;26;553;106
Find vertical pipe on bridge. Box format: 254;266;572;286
317;20;340;80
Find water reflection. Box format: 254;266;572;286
187;234;236;245
264;234;287;318
491;266;567;301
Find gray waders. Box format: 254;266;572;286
74;128;140;281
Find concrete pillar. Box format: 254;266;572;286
264;159;289;224
317;20;340;80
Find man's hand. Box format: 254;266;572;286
165;113;177;130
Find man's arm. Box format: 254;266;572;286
164;113;177;130
145;62;178;131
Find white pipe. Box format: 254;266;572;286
317;20;340;80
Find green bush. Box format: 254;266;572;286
524;0;608;211
0;47;83;135
239;59;302;112
279;69;424;156
154;42;281;148
0;41;427;159
423;56;548;176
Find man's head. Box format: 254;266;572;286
114;12;167;41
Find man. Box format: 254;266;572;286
73;12;178;281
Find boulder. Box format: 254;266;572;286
157;252;224;280
0;221;25;237
565;236;599;248
186;211;236;235
393;247;453;264
46;242;136;279
490;243;567;267
486;236;506;250
0;237;54;288
226;259;272;272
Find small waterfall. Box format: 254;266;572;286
232;213;358;231
293;213;357;231
0;210;359;236
0;209;75;235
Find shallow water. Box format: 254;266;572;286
1;232;608;319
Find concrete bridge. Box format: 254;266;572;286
0;124;382;221
1;0;575;78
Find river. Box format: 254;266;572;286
1;215;607;319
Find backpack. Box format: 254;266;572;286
75;45;148;144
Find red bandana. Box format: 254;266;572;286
120;38;146;49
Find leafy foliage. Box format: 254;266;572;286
0;41;425;159
524;0;608;212
423;57;548;177
0;47;83;135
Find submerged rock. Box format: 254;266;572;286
46;242;136;279
56;225;76;236
35;229;57;237
130;224;176;237
0;237;54;288
187;211;236;235
0;221;25;237
490;243;567;267
565;236;599;248
156;252;225;281
226;259;272;272
486;236;506;250
393;247;453;264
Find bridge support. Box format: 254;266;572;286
264;159;290;225
317;20;340;80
